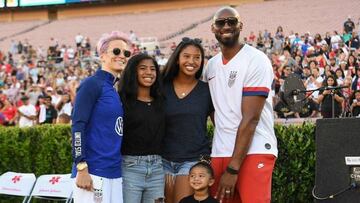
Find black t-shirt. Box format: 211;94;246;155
352;106;360;117
162;81;214;162
299;100;318;118
319;89;344;118
179;195;219;203
274;100;295;118
44;105;57;124
122;100;165;155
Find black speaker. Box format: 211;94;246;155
315;118;360;202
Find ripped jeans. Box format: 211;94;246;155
122;155;164;203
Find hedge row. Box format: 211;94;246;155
0;123;315;202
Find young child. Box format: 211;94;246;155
179;162;219;203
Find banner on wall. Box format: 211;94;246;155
20;0;98;6
6;0;19;7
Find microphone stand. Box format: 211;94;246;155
290;86;348;119
331;89;335;119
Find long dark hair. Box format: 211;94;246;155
162;38;205;83
118;53;163;109
323;75;338;87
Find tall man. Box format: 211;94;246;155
204;7;278;203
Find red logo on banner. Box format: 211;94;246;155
49;176;61;185
11;175;22;183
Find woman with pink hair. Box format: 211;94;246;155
71;31;132;203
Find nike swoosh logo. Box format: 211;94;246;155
208;76;215;81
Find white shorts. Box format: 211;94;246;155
73;174;123;203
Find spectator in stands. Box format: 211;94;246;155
350;90;360;117
305;66;323;101
248;31;256;45
129;30;138;43
75;33;84;48
335;68;345;85
278;65;292;88
344;16;355;34
56;92;72;116
329;57;338;71
274;92;299;119
157;53;168;71
170;42;177;51
256;31;265;50
162;37;213;203
45;86;60;106
273;64;282;94
317;75;344;118
17;95;37;127
27;84;43;105
273;35;283;54
276;25;284;40
1;97;17;126
17;41;23;54
9;40;17;55
347;54;359;76
299;99;319;118
342;76;353;116
283;37;291;53
39;95;57;124
154;45;161;56
301;66;311;81
142;47;148;55
119;53;165;203
349;32;360;49
351;68;360;91
331;31;342;50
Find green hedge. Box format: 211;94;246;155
0;123;315;202
0;125;72;176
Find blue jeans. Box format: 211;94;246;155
162;158;198;176
122;155;164;203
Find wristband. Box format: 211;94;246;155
226;166;239;175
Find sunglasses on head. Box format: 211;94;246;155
214;17;239;28
181;37;202;44
112;48;131;58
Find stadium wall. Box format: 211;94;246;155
0;0;261;22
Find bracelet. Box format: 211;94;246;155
226;166;239;175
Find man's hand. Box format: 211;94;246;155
76;168;93;191
216;172;238;201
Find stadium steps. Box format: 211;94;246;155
0;20;52;42
158;14;214;42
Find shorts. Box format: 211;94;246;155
210;154;276;203
73;174;123;203
162;159;198;176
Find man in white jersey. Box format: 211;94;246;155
204;7;278;203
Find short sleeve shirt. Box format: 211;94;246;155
204;44;278;157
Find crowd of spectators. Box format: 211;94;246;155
265;17;360;119
0;17;359;127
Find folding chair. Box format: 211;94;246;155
0;171;36;203
27;173;73;203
